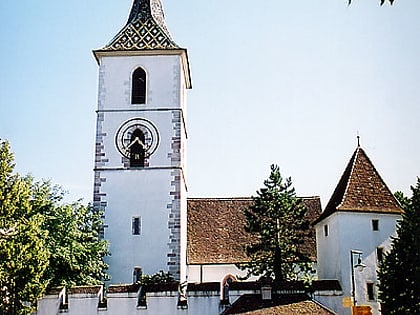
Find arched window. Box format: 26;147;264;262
130;129;145;167
132;67;146;104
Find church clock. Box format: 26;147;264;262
115;118;160;159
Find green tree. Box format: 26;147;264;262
31;182;109;287
377;179;420;314
0;139;109;314
0;140;50;315
240;164;311;282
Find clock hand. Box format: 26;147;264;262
127;137;147;150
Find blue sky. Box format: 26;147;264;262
0;0;419;206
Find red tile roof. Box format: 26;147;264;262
315;146;402;224
68;286;102;295
221;294;337;315
187;197;322;265
107;283;140;294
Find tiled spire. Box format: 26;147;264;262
103;0;179;50
315;146;402;223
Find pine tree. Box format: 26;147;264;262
0;140;50;315
377;178;420;314
240;164;311;281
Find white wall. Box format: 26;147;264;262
98;55;185;112
94;52;189;284
67;293;101;314
37;290;222;315
316;212;400;315
187;264;255;284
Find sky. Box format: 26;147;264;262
0;0;419;207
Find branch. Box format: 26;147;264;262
348;0;395;5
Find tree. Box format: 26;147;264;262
0;139;109;314
240;164;311;282
31;182;109;287
377;178;420;314
0;140;50;315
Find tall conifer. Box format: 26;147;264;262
378;179;420;314
241;164;311;281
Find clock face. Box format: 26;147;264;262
115;118;159;158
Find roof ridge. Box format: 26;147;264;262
187;196;320;201
187;197;253;201
337;146;360;209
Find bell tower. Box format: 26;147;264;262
93;0;191;284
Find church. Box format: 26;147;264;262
36;1;402;314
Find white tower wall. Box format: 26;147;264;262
94;51;189;284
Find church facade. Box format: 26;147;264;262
36;1;403;314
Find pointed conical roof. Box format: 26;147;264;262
315;145;402;223
103;0;179;50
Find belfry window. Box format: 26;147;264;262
132;67;146;104
130;129;146;167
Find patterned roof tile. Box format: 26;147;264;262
102;0;179;51
316;146;402;223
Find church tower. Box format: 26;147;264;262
92;0;191;284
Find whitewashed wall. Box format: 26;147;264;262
187;264;253;284
316;212;400;315
94;52;189;284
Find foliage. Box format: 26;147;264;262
377;179;420;314
0;140;50;315
137;270;175;286
348;0;395;5
0;139;109;314
32;182;109;287
240;164;312;282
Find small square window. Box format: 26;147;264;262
372;219;379;231
324;225;329;237
367;283;375;301
132;216;141;235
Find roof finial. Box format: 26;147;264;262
357;132;360;147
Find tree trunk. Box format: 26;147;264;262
274;245;282;282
